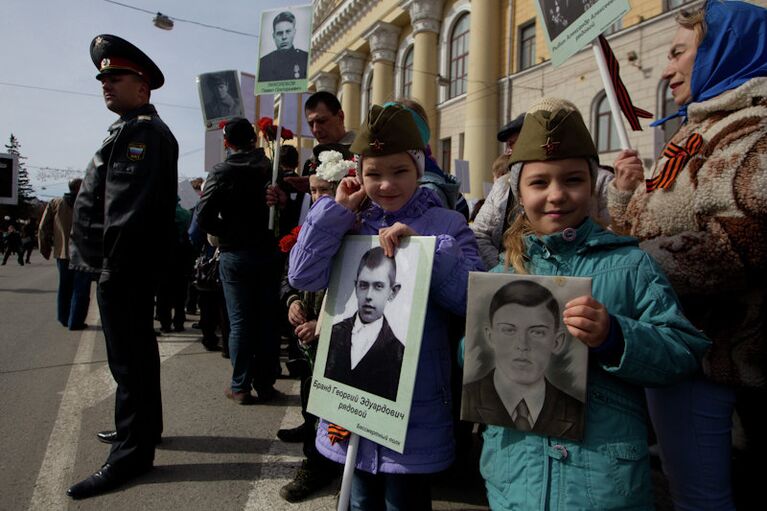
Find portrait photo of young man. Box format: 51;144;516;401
324;246;405;401
462;277;587;441
258;10;309;83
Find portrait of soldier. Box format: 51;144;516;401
258;10;309;82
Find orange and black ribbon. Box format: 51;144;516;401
646;133;704;192
598;35;653;131
328;423;351;445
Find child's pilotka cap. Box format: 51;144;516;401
509;98;599;197
351;104;425;178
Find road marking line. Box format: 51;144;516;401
28;299;194;510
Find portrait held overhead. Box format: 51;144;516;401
462;273;589;441
198;70;243;127
257;7;311;84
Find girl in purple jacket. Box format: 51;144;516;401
288;103;483;509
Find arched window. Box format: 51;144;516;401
596;94;620;153
402;46;414;98
449;14;470;99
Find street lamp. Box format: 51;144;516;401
153;12;174;30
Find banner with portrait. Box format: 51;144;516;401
462;273;591;441
197;70;245;129
306;235;435;453
256;4;313;95
536;0;630;67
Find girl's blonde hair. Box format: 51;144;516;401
503;209;534;274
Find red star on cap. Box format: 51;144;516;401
369;138;385;151
541;137;560;156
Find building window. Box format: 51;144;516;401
402;46;414;98
441;137;452;172
603;17;623;36
660;80;683;144
449;14;470;99
519;22;536;71
364;71;374;115
596;94;620;153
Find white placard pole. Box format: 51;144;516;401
591;41;631;150
269;94;283;230
337;433;360;511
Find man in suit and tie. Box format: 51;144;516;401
324;247;405;401
462;280;584;441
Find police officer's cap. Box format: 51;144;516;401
273;11;296;29
90;34;164;90
497;113;526;142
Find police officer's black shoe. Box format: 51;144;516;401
97;430;118;444
66;462;152;500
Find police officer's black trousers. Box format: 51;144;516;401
97;271;163;469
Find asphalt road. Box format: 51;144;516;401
0;256;489;511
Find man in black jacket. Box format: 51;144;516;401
67;35;178;499
197;118;283;405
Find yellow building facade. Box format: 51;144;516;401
308;0;767;198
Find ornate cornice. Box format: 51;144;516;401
311;71;339;93
311;0;381;66
402;0;444;35
364;22;401;63
335;51;366;85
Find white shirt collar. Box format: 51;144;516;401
350;314;384;370
493;370;547;425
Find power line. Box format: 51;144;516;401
102;0;259;38
0;81;198;110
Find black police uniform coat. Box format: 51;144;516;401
258;48;309;82
70;103;179;274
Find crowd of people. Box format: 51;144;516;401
32;1;767;509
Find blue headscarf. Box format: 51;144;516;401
651;0;767;127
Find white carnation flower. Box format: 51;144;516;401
316;150;356;182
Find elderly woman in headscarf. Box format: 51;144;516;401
608;1;767;509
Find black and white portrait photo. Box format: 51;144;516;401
198;70;244;128
257;6;312;83
539;0;589;40
462;273;590;441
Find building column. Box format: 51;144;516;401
365;22;401;106
464;0;500;198
311;71;339;94
405;0;444;148
335;51;366;132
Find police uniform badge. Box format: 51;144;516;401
127;143;146;161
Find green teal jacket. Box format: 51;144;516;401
477;218;710;510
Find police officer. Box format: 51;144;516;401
67;34;178;499
258;11;309;82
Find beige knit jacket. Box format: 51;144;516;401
608;77;767;388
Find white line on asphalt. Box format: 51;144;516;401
27;299;194;511
243;380;337;511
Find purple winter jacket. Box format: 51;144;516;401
288;187;484;474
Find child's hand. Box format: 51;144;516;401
295;320;318;345
378;222;419;258
288;301;306;327
335;177;367;211
563;296;610;348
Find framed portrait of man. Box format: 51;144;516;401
197;70;244;129
256;4;312;94
462;273;591;441
307;235;435;453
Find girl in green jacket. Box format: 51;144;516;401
476;98;710;510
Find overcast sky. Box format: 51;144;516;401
1;0;297;199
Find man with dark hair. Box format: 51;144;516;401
324;247;405;401
204;74;241;120
197;118;284;406
461;280;584;441
301;91;355;176
38;177;92;330
67;34;178;499
258;11;309;82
